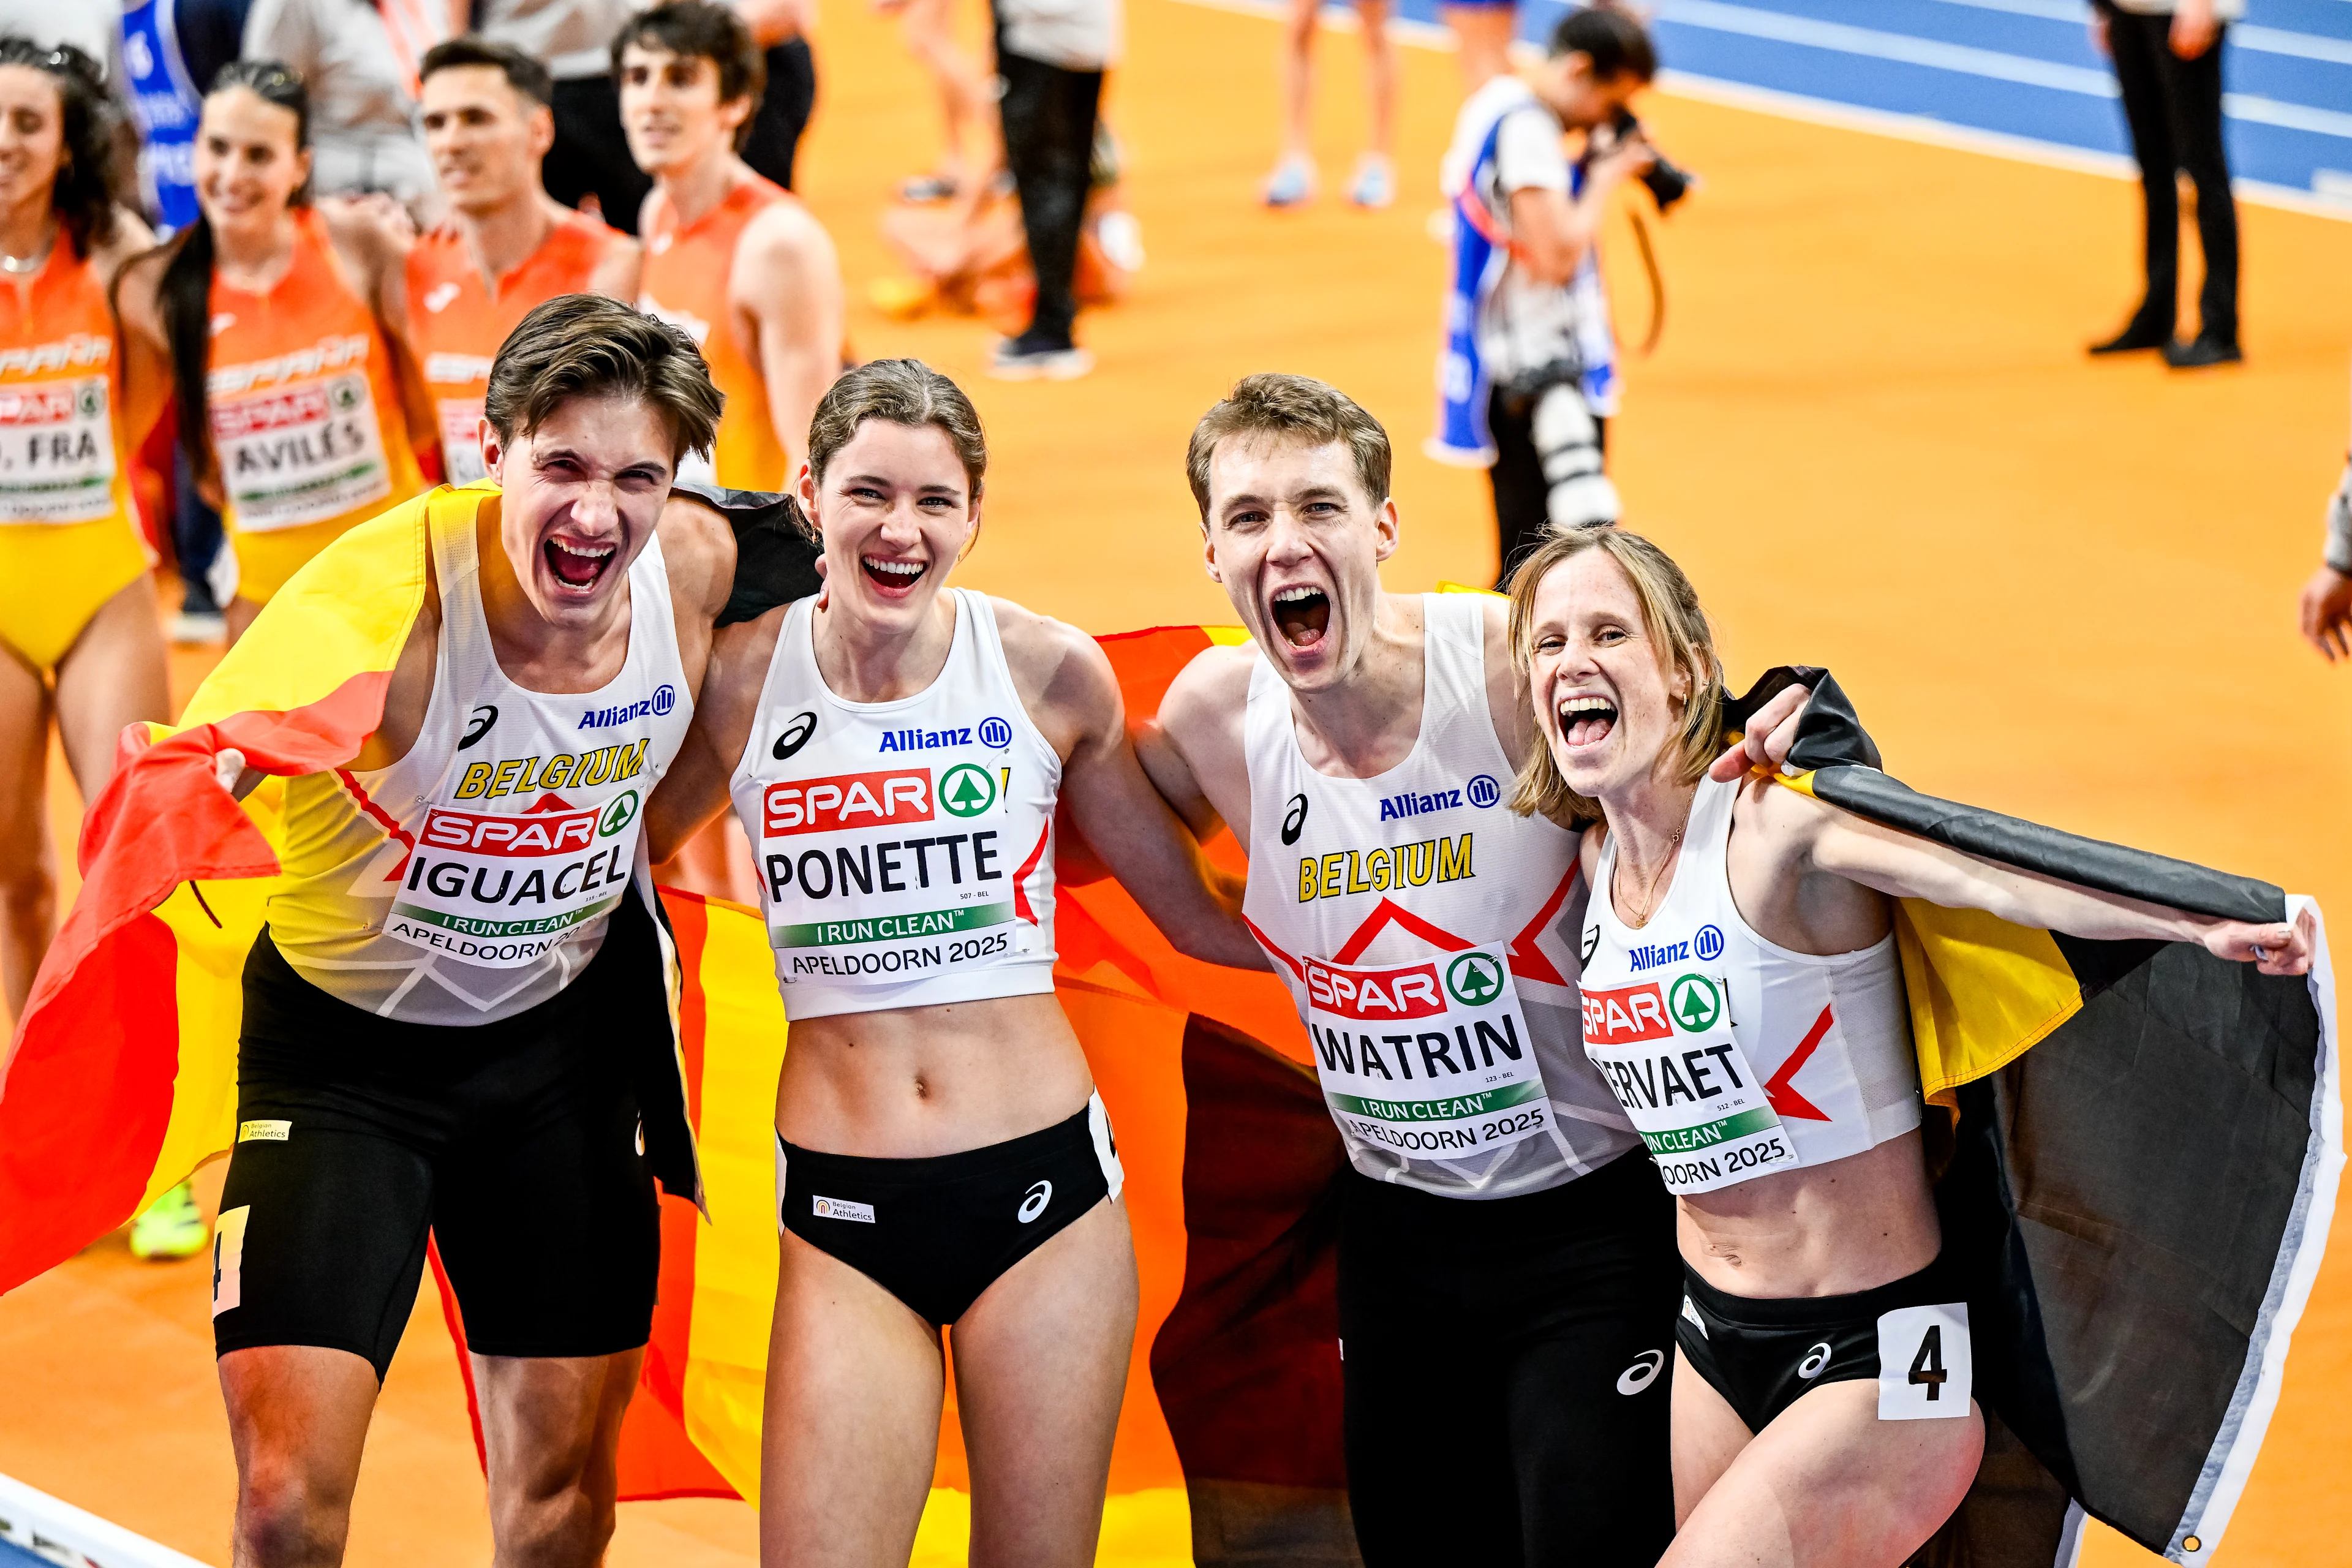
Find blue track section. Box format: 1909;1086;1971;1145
1379;0;2352;197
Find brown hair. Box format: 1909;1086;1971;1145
483;293;722;464
1504;526;1725;825
806;358;987;497
612;1;766;119
1185;373;1392;525
421;36;554;108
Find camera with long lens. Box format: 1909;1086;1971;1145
1609;107;1695;212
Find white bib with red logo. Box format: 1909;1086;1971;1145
1580;774;1921;1195
726;590;1063;1021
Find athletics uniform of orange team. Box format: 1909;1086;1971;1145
396;39;642;486
622;0;843;489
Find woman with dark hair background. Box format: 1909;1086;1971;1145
0;39;183;1251
115;60;429;643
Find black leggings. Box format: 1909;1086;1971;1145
1336;1152;1681;1567
1487;383;1608;591
997;48;1102;345
2098;2;2237;341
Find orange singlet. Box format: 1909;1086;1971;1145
638;174;792;492
407;209;628;484
208;206;424;605
0;243;150;670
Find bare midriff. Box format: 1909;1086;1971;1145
1676;1129;1941;1299
774;991;1097;1159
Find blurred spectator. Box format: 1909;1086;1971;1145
733;0;818;190
2087;0;2241;368
877;0;992;203
476;0;652;229
0;1;123;76
990;0;1115;377
242;0;443;209
1265;0;1394;209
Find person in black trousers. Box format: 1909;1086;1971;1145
990;0;1114;379
2089;0;2242;368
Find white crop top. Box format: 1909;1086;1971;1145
266;489;692;1023
1580;773;1921;1196
1240;593;1642;1200
727;589;1063;1020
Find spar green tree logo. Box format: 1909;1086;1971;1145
1444;951;1505;1007
1668;974;1721;1032
938;763;998;818
599;790;640;837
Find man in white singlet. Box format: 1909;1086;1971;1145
205;295;736;1567
1509;524;2312;1568
1139;372;1809;1567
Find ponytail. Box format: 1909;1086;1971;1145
157;219;219;485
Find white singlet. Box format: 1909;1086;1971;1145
728;589;1063;1020
1580;773;1921;1196
266;492;693;1024
1241;593;1640;1199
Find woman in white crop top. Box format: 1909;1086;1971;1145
644;360;1264;1568
1511;526;2310;1568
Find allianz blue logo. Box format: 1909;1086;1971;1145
1627;939;1691;973
1694;924;1725;962
1378;774;1502;823
579;685;674;729
979;716;1013;750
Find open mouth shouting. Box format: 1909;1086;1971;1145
544;535;618;597
1268;584;1330;650
861;555;927;597
1558;694;1618;749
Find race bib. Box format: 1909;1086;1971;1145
386;790;643;967
0;375;116;522
437;396;487;485
1303;943;1553;1158
1581;971;1799;1194
213;373;391;530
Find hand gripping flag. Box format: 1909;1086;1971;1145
1736;668;2340;1568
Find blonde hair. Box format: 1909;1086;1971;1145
1504;526;1725;825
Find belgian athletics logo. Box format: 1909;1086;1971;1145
1444;951;1505;1008
1668;973;1721;1032
939;763;997;818
598;790;639;837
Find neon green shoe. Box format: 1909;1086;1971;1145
129;1182;208;1261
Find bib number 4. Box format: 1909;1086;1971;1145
1875;1303;1972;1420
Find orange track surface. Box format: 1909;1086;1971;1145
5;0;2351;1561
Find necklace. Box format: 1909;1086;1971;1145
0;233;51;275
1613;792;1697;929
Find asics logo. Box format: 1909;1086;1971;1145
1616;1349;1665;1395
1017;1180;1053;1224
1280;793;1308;846
460;704;498;750
1798;1341;1833;1380
772;710;817;761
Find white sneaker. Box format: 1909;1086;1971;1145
170;609;227;646
990;337;1095;381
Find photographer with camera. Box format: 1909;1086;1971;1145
1431;4;1669;584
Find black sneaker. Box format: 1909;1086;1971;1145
2162;333;2244;369
990;331;1093;381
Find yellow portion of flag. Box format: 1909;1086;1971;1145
178;492;439;729
910;1486;1192;1566
682;895;792;1505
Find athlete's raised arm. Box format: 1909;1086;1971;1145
317;193;439;456
1001;605;1268;971
1740;776;2314;974
646;605;779;864
1137;641;1255;843
733;200;843;480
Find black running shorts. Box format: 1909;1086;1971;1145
1675;1255;1974;1434
1336;1150;1683;1568
211;929;662;1380
777;1095;1123;1327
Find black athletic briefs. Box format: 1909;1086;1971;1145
211;929;661;1379
1675;1254;1972;1434
778;1099;1121;1326
1336;1150;1682;1568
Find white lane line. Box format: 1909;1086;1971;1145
1928;0;2352;64
1657;0;2352;137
